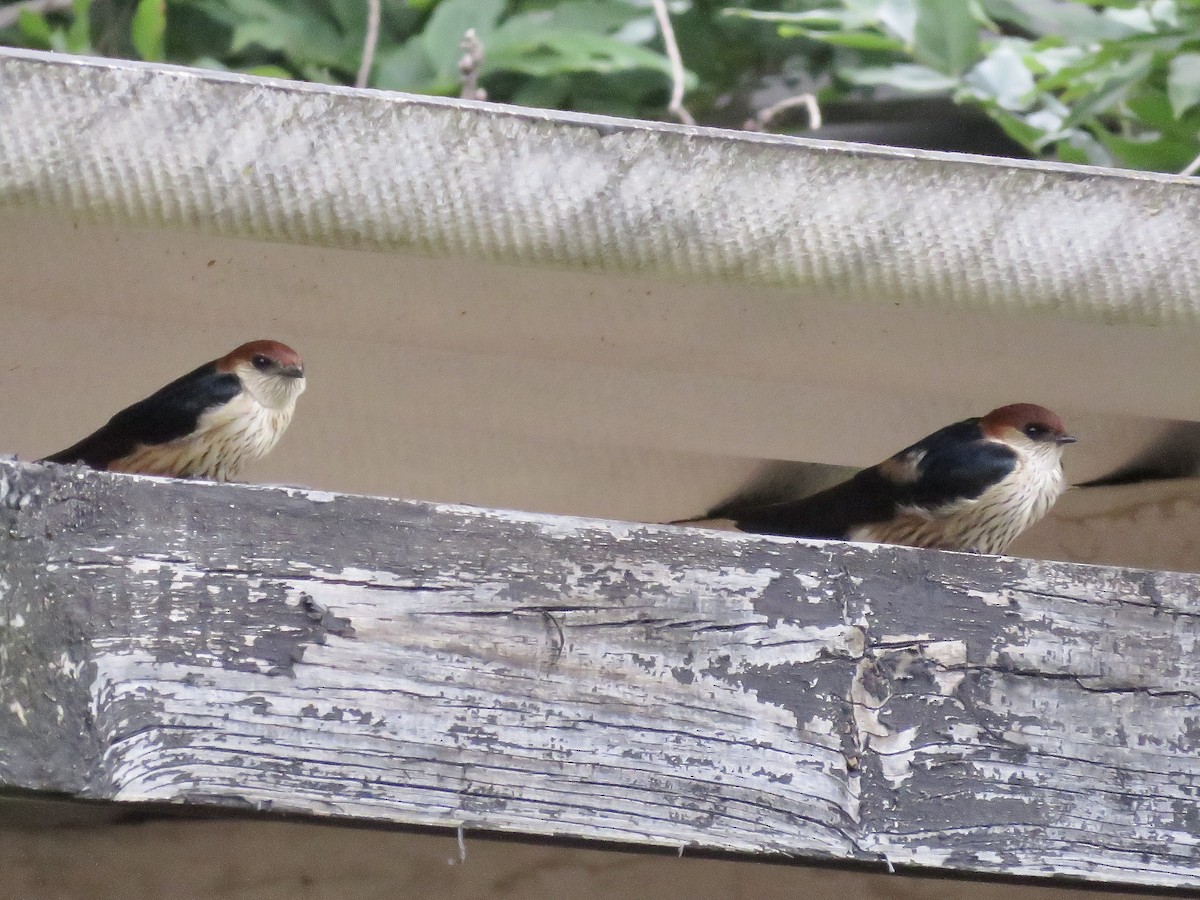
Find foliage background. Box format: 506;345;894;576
1;0;1198;173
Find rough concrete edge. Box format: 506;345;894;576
3;49;1200;327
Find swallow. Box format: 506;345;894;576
672;403;1075;554
41;340;306;481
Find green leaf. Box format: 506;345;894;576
877;0;918;44
980;0;1139;40
299;63;341;84
1168;53;1200;118
1061;129;1113;167
372;37;438;93
485;25;681;80
242;63;293;78
131;0;166;61
1103;5;1162;34
984;107;1045;153
978;0;1036;33
1052;140;1091;166
511;74;573;109
841;62;958;93
721;8;878;31
421;0;505;85
1024;101;1069;146
188;56;231;71
734;3;908;51
1150;0;1182;28
778;26;906;52
226;0;349;71
16;10;54;47
550;1;642;33
913;0;982;76
1059;52;1153;130
1128;89;1200;137
326;0;366;35
965;43;1034;109
1026;44;1086;77
187;0;236;28
65;0;90;53
1098;130;1199;171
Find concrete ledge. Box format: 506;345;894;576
2;48;1199;326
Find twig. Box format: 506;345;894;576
354;0;381;89
0;0;73;30
744;93;823;133
650;0;694;126
1181;149;1200;177
458;28;486;101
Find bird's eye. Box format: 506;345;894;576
1023;423;1049;439
252;354;273;371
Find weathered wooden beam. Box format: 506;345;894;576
1;457;1199;889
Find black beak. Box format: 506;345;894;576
280;365;305;379
1057;434;1077;445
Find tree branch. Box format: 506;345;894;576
1181;149;1200;178
354;0;381;89
458;28;486;101
650;0;694;126
744;93;822;133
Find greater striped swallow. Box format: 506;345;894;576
672;403;1075;554
41;340;306;481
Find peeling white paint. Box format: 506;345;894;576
57;652;83;678
849;659;890;742
932;669;966;696
128;557;169;576
802;714;836;737
322;566;444;589
923;640;968;696
947;722;982;742
874;727;920;788
963;587;1019;608
7;700;27;726
280;487;337;503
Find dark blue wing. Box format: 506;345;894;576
41;362;241;469
896;419;1019;510
711;473;897;540
703;418;1018;540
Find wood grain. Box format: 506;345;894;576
2;458;1199;888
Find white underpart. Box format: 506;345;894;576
113;364;305;481
849;436;1067;554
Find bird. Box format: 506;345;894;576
671;403;1076;555
40;340;306;481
